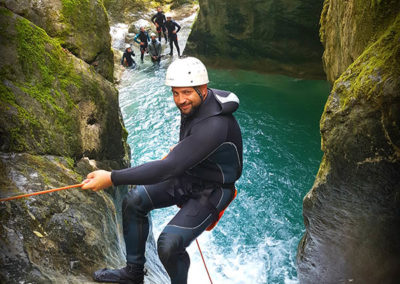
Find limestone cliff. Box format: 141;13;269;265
0;6;132;283
1;0;115;81
185;0;325;79
297;1;400;283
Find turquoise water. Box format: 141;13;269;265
118;61;330;283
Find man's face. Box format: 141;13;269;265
157;7;161;12
172;85;207;116
151;36;156;41
127;47;132;52
167;17;171;21
140;27;144;32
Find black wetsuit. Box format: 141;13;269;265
120;50;136;68
134;31;150;61
151;12;167;42
165;20;181;56
111;88;243;284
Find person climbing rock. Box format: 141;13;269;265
134;27;150;62
165;13;181;57
120;44;136;68
82;57;243;284
151;6;168;43
148;33;162;64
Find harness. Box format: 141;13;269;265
206;187;237;231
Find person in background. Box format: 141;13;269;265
151;7;168;44
148;33;162;65
165;13;181;57
134;27;150;62
83;57;243;284
120;44;136;68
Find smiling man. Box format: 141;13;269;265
82;57;243;284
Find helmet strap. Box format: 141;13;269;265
194;87;204;102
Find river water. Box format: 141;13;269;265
117;58;330;283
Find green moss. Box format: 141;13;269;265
319;0;329;43
0;83;15;105
65;157;75;169
60;0;92;35
331;14;400;109
2;13;86;155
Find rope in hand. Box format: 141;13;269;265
0;183;83;202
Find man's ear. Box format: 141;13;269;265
200;84;208;98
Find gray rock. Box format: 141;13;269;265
185;0;325;79
297;3;400;282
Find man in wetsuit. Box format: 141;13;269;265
165;13;181;57
151;7;168;43
148;33;162;64
134;27;150;62
82;57;243;284
120;44;136;68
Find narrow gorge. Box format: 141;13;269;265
1;0;399;283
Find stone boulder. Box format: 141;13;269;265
1;0;114;81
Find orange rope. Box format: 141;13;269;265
196;239;214;284
0;183;83;202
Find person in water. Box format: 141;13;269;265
151;6;168;43
165;13;181;57
134;27;150;62
148;33;162;64
82;57;243;284
120;44;136;68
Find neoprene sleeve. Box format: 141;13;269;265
111;116;228;186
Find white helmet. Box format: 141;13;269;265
165;13;172;18
165;57;209;87
150;32;157;37
125;43;131;49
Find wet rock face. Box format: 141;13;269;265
0;153;127;283
0;7;129;164
298;3;400;282
0;0;114;81
320;0;400;83
0;7;134;283
185;0;325;79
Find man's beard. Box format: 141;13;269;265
180;103;200;119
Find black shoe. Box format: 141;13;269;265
169;53;173;56
93;263;145;284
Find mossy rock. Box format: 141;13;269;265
320;0;400;82
1;0;114;80
0;7;129;166
298;11;400;283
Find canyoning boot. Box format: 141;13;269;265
93;263;146;284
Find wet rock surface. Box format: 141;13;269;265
0;5;134;283
0;153;127;283
1;0;114;81
185;0;325;79
297;2;400;282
